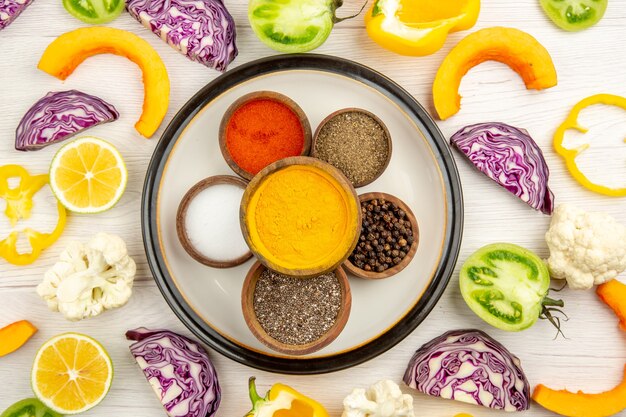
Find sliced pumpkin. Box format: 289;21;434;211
37;27;170;138
433;27;558;120
0;320;38;357
532;365;626;417
597;280;626;331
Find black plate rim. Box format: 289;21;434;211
142;54;464;375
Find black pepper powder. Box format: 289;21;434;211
314;111;390;186
253;270;342;345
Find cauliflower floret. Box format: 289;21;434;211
37;233;136;320
342;380;414;417
545;204;626;290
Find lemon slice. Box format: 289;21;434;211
49;136;127;213
32;333;113;414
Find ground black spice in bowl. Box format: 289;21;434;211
253;270;342;345
314;110;390;187
350;198;415;273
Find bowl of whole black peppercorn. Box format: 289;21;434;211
344;193;420;279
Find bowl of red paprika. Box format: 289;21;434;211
219;91;313;181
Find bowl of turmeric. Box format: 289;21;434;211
240;156;361;278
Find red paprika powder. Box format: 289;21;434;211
225;99;305;175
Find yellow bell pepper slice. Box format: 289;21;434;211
0;165;67;265
554;94;626;197
365;0;480;56
245;377;329;417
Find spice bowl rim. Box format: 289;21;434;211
176;175;253;268
311;107;393;188
343;192;420;280
218;90;313;181
240;156;362;278
241;260;352;356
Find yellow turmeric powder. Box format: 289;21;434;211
246;164;359;273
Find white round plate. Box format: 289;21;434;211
143;55;463;374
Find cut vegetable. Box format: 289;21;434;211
248;0;365;53
0;398;61;417
554;94;626;197
451;122;554;215
32;333;113;414
0;165;67;266
37;27;170;138
540;0;607;31
126;328;221;417
49;137;127;213
532;365;626;417
0;320;37;357
127;0;237;72
63;0;125;24
597;280;626;331
365;0;480;56
0;0;33;31
460;243;563;332
404;329;530;412
433;27;558;120
16;90;119;151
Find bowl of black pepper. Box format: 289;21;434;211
344;193;420;279
312;108;392;188
241;261;352;356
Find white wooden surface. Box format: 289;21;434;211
1;0;626;416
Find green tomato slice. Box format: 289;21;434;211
459;243;550;332
1;399;61;417
540;0;607;31
248;0;335;53
63;0;125;24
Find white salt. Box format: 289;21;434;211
184;183;249;262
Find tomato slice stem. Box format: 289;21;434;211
333;0;369;23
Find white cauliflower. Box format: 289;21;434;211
342;380;414;417
545;204;626;290
37;233;136;320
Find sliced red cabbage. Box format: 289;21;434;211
403;329;530;412
126;328;221;417
0;0;33;31
127;0;237;72
15;90;119;151
450;122;554;215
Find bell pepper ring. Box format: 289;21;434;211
365;0;480;57
0;165;67;265
554;94;626;197
245;377;330;417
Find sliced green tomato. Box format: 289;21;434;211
540;0;608;31
248;0;335;53
459;243;550;332
1;399;61;417
63;0;125;24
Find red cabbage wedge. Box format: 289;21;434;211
0;0;33;31
16;90;119;151
127;0;237;72
403;329;530;412
450;122;555;215
126;328;221;417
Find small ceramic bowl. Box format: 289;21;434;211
177;175;253;268
219;91;313;181
312;108;392;188
241;261;352;356
343;192;420;280
240;156;361;278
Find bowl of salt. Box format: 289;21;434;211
176;175;253;268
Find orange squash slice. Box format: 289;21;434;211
532;365;626;417
433;27;557;120
37;27;170;138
